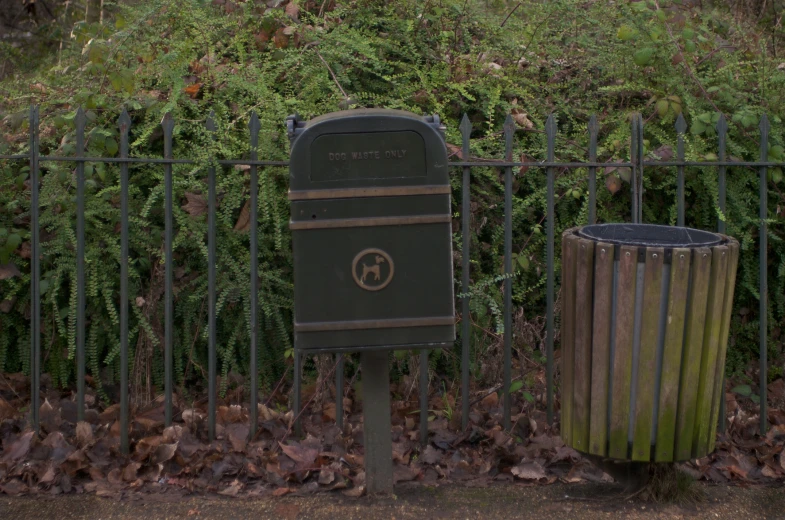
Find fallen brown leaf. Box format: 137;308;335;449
511;461;547;481
234;199;251;232
182;192;207;217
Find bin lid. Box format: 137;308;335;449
287;109;448;196
577;223;723;248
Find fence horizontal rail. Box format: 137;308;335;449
3;106;774;454
6;155;785;169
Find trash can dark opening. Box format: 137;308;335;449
578;223;723;249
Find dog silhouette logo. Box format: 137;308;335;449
352;249;394;291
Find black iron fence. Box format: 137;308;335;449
0;105;777;454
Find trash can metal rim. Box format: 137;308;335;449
576;223;723;249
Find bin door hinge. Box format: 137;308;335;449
286;114;307;143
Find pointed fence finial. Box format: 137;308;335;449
248;111;260;134
759;113;770;135
459;113;471;137
675;113;687;134
118;108;131;132
161;112;174;134
206;110;216;133
503;114;515;159
75;107;86;133
716;112;728;135
588;114;598;135
545;113;557;136
503;113;516;134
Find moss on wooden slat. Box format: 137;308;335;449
571;239;595;452
560;233;579;446
589;243;614;456
707;239;740;453
609;245;638;460
654;248;691;461
693;246;729;458
632;248;664;462
675;248;712;461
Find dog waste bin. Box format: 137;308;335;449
560;224;739;462
287;109;456;494
287;109;455;352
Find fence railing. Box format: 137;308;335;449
0;105;776;454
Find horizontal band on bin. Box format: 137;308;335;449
290;214;451;230
295;316;456;333
288;185;451;200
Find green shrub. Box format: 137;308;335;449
0;0;783;400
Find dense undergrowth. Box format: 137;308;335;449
0;0;783;407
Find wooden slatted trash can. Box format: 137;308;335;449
560;224;739;462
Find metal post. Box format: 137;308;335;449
630;115;639;224
459;114;472;430
716;113;728;433
118;110;131;454
293;350;302;437
161;113;175;427
759;115;769;435
588;115;598;225
336;353;344;429
361;350;393;494
419;350;428;445
637;114;645;223
503;115;514;430
207;112;217;442
28;105;40;433
249;112;260;440
676;114;686;227
545;114;557;425
75;108;86;423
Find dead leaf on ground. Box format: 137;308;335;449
481;391;498;409
512;461;547;480
0;263;22;280
279;441;319;466
0;397;16;420
1;430;35;462
284;1;299;20
182;192;207;217
76;421;93;447
272;486;292;496
234;199;251;232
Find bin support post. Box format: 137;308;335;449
361;350;394;494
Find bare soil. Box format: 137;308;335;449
2;482;784;520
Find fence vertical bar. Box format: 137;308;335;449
717;114;728;234
502;115;514;430
637;114;645;223
293;351;302;436
545;114;557;425
676;114;686;227
716;113;728;433
419;350;428;445
29;105;40;433
207;112;217;442
588;115;598;225
119;110;131;454
459;114;472;430
759;114;769;435
630;115;639;223
336;354;344;429
248;112;260;441
161;113;175;427
75;107;86;422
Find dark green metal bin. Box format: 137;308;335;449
288;109;456;352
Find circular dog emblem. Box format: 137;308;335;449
352;248;394;291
